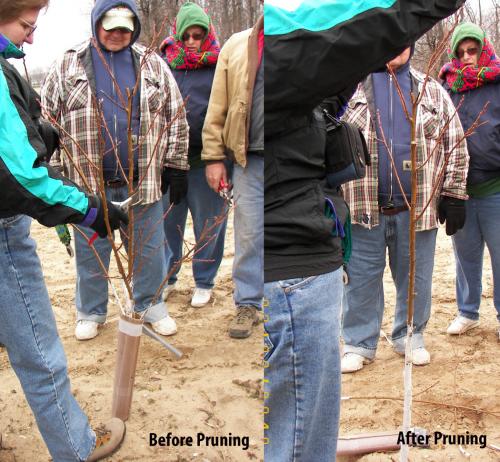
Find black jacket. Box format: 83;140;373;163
172;67;215;168
447;82;500;185
0;48;90;226
264;0;466;282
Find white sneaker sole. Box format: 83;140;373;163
447;320;479;335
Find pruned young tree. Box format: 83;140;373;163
380;18;487;462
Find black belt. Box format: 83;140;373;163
105;179;128;188
379;204;409;216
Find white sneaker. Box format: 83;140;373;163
411;347;431;366
447;315;479;335
191;288;212;308
150;315;177;336
162;283;177;301
75;320;99;340
341;353;372;373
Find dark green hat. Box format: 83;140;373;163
451;22;485;58
176;2;210;40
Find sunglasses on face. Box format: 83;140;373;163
457;46;479;59
182;31;205;42
18;17;37;36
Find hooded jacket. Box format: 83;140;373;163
90;0;142;180
42;0;189;205
0;34;91;226
264;0;465;282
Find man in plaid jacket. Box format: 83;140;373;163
42;0;189;341
341;47;469;373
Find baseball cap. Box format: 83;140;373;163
102;7;135;32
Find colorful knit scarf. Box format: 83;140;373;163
160;19;220;70
439;38;500;93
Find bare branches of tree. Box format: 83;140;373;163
136;0;262;47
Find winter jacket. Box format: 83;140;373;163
447;81;500;186
264;0;466;283
0;35;90;226
41;0;189;205
202;16;263;167
343;68;468;231
88;0;142;181
172;67;215;169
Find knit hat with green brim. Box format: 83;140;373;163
175;2;210;40
451;22;485;58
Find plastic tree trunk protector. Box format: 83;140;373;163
112;313;144;421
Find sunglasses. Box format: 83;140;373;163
182;31;205;42
457;46;479;59
18;17;37;36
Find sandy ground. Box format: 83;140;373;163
339;228;500;462
0;214;263;462
2;219;499;462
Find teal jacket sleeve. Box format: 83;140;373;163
264;0;465;122
0;58;91;227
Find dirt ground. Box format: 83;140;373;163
339;228;500;462
2;220;500;462
0;215;263;462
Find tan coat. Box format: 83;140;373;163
202;16;263;167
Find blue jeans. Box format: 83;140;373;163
452;193;500;322
264;268;343;462
0;215;95;461
342;212;438;357
75;186;168;323
163;166;229;289
233;154;264;309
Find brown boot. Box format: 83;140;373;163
87;418;125;461
229;306;259;339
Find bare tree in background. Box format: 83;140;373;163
136;0;262;47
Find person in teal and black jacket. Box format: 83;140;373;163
264;1;465;461
0;1;127;460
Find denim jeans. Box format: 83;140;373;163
342;212;438;357
264;268;343;462
74;186;167;323
233;154;264;309
452;192;500;322
163;165;229;289
0;215;95;461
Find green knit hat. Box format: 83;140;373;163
451;22;485;58
175;2;210;40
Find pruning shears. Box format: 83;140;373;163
55;224;74;257
88;194;141;246
218;179;233;207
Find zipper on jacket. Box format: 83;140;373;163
388;72;394;206
110;52;119;179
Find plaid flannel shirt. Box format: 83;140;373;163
342;68;469;231
42;40;188;205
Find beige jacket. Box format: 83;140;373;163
202;16;263;167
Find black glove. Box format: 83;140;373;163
438;196;466;236
161;167;188;204
38;119;60;162
86;195;129;238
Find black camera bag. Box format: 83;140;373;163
323;108;370;187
